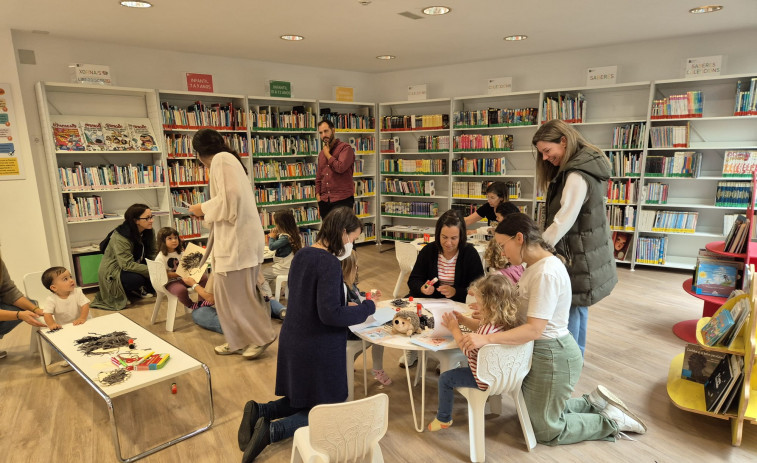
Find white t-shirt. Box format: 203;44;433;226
155;251;181;272
42;287;91;324
517;255;571;340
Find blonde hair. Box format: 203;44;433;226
341;250;358;287
532;119;608;193
469;274;520;329
484;238;509;271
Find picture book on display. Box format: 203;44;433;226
681;343;727;384
704;354;743;414
128;122;159;151
701;307;735;346
52;122;85;151
81;122;107;151
694;261;741;297
103;123;136;151
612;231;632;261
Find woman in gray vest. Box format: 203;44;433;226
532;120;617;356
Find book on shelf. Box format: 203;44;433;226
701;308;735;347
103;122;136;151
733;78;757;116
612;231;632;261
722;151;757;177
52;122;86;151
719;295;751;349
128;122;158;151
704;354;743;414
80;122;107;151
693;260;742;297
681;343;728;384
723;214;749;254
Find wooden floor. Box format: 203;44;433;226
3;243;757;462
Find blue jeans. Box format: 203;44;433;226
192;306;223;334
258;396;310;443
270;299;286;319
0;303;23;337
567;305;588;356
437;367;479;422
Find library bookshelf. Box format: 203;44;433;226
35;82;171;287
318;100;378;243
159;90;247;244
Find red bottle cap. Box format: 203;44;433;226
409;296;414;302
171;383;177;394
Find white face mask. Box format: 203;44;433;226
337;241;353;261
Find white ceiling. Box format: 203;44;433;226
5;0;757;73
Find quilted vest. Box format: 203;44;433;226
546;146;618;306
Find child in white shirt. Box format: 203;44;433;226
41;266;91;330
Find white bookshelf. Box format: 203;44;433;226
35;82;171;287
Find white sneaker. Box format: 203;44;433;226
399;350;418;368
588;385;629;411
600;404;647;434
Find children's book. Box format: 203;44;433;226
52;122;85;151
128;122;159;151
409;334;456;352
175;242;209;281
103;122;135;151
612;231;632;261
721;297;751;349
701;309;735;346
81;122;107;151
704;354;742;413
681;343;728;384
358;325;392;341
694;260;741;297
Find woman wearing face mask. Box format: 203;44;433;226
236;206;376;463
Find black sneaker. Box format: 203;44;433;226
242;417;271;463
238;400;259;451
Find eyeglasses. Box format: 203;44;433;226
137;216;155;221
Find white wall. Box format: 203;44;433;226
374;28;757;100
0;28;51;284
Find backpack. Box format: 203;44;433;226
99;229;115;253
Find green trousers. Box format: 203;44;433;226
522;335;618;445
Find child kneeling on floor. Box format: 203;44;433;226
428;273;520;431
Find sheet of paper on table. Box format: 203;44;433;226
409;334;455;351
351;307;395;332
420;300;459;337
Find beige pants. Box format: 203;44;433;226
213;265;275;351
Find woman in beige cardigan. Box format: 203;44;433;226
189;129;275;360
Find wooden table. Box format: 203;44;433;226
350;298;468;432
37;313;213;462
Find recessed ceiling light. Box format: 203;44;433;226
422;6;451;15
689;5;723;13
120;1;152;8
280;35;304;41
376;55;396;60
504;35;528;41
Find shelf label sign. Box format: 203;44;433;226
685;55;722;78
408;84;427;101
269;80;292;98
69;63;112;86
186;73;214;93
334;86;354;102
0;84;24;180
587;66;617;86
487;77;512;95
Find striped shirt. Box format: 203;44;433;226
437;252;458;286
468;323;507;390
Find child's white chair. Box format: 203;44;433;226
274;274;288;302
346;339;369;402
146;259;188;332
392;241;418;298
290;393;389;463
457;342;536;462
23;271;53;365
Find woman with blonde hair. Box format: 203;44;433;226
532;119;617;356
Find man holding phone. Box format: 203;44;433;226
315;119;355;219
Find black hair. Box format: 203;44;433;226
274;209;303;254
318;119;335;131
434;209;467;254
495;212;558;256
123;203;156;245
192;128;247;174
157;227;183;256
41;266;68;292
316;206;362;258
485;181;507;200
495;202;520;218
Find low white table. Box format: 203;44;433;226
37;313;213;462
350;298;468;432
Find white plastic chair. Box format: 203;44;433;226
275;274;289;301
23;271;53;365
147;259;188;332
346;339;369;402
457;342;536;462
393;241;418;298
290;393;389;463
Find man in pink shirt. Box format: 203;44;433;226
315;120;355;219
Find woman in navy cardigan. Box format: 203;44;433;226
237;207;375;463
407;209;485;304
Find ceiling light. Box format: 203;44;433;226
504;35;528;41
422;6;451;15
280;35;304;41
376;55;396;60
120;1;152;8
689;5;723;13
